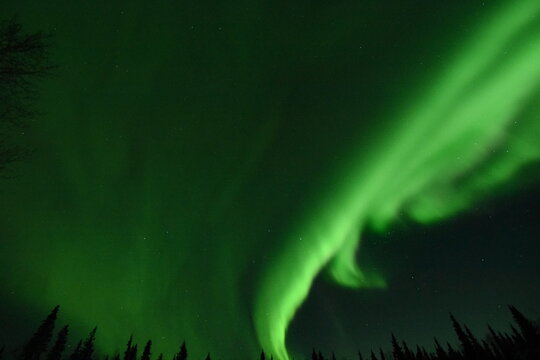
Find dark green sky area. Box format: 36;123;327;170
1;1;540;359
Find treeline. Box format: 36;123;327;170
348;305;540;360
0;305;539;360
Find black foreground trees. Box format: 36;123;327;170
1;305;539;360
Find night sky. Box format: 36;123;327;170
1;1;540;359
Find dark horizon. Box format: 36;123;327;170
2;304;539;360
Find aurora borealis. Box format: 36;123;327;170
254;1;540;358
1;1;540;359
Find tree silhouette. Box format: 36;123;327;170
0;17;52;172
21;305;59;360
45;325;68;360
463;325;483;357
123;336;137;360
79;327;97;360
68;340;82;360
391;334;404;360
433;338;447;360
445;342;459;359
172;342;187;360
140;341;151;360
509;305;540;345
401;341;413;359
414;345;423;360
1;303;539;360
131;345;138;360
450;314;476;358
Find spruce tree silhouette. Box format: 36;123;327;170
131;345;138;360
79;327;97;360
509;305;540;345
450;314;475;358
488;325;513;359
414;345;423;360
4;303;540;360
401;341;413;359
172;342;187;360
486;327;500;357
445;342;458;359
463;324;483;358
508;306;540;360
141;341;151;360
46;325;68;360
390;334;404;360
123;336;137;360
510;324;525;345
480;339;494;358
69;340;82;360
21;305;59;360
433;338;447;360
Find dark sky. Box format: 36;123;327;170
1;1;539;359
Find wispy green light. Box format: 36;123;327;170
254;2;540;358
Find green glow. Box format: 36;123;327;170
254;1;540;358
1;2;540;360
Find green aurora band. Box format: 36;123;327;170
254;1;540;359
0;1;540;360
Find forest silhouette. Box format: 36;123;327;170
1;304;538;360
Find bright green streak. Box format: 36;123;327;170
254;2;540;359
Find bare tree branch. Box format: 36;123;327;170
0;16;53;171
